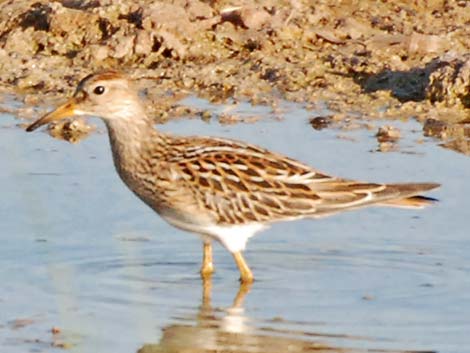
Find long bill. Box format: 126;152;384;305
26;98;79;132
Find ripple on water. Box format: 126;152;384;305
1;97;469;353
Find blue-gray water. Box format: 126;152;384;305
1;97;468;353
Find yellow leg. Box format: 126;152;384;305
232;251;254;284
200;242;214;279
201;275;212;310
233;282;252;307
200;275;251;315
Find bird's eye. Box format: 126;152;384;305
93;86;105;95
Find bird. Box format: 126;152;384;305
26;71;439;284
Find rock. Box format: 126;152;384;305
112;34;134;59
16;69;50;90
48;117;95;143
180;0;214;21
90;44;110;61
309;116;332;130
134;30;152;56
423;118;448;139
143;3;192;34
4;27;38;56
376;125;401;142
407;32;449;54
220;5;272;30
426;54;470;108
49;2;101;47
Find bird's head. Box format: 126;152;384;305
26;71;144;132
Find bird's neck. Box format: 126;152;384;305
104;116;167;175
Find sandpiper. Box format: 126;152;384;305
26;71;439;283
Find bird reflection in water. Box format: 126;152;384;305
138;280;346;353
137;279;437;353
137;278;346;353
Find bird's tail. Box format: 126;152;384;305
377;182;440;209
379;195;438;209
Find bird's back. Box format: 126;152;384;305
118;133;439;228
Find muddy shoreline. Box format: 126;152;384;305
1;0;470;153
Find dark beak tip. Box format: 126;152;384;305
25;123;38;132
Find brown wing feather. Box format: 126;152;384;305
161;136;439;225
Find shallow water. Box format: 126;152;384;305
1;97;469;353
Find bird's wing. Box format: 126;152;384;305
160;136;437;225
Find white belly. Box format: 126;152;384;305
159;209;267;253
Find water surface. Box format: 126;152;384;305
1;97;469;353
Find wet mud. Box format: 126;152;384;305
1;0;470;153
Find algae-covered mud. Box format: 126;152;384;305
1;0;470;153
